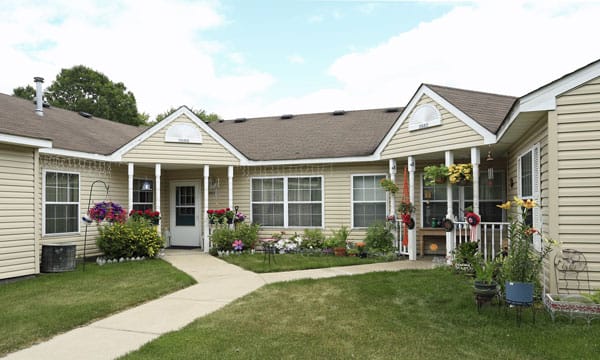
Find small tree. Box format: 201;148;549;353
153;106;220;124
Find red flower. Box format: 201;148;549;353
207;209;214;214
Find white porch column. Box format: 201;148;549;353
228;165;234;210
388;159;397;216
471;147;481;244
155;163;161;230
471;147;480;217
445;151;454;263
408;156;417;260
127;163;134;212
203;165;210;252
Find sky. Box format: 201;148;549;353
1;0;600;121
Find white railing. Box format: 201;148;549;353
394;220;409;256
453;221;510;261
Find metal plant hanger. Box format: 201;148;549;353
81;180;110;271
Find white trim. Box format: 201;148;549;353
42;169;80;237
350;173;388;229
40;148;112;161
242;154;381;166
250;175;324;229
498;60;600;141
0;133;52;148
111;107;248;162
376;85;497;156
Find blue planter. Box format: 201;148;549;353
505;281;534;305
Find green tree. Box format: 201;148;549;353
12;85;36;101
46;65;144;126
153;106;220;124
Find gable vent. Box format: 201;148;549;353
385;107;400;113
234;118;247;123
332;110;345;116
280;114;294;119
79;111;92;118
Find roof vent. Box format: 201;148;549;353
280;114;293;119
78;111;93;118
332;110;345;116
385;107;400;113
234;118;247;123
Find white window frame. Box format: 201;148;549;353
250;175;324;228
517;143;542;250
132;178;155;211
351;173;388;229
42;169;80;236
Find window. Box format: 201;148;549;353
421;170;506;227
518;145;540;229
133;179;154;211
44;171;79;234
251;176;323;227
352;175;387;228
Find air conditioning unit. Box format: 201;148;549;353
41;244;76;273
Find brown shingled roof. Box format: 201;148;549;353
0;93;146;155
425;84;517;133
209;108;402;161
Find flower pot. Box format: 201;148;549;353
474;281;498;297
505;281;534;305
456;178;470;186
434;177;446;184
333;247;346;257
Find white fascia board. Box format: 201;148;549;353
242;154;381;166
498;60;600;141
375;85;496;155
0;133;52;148
111;106;248;162
40;148;112;161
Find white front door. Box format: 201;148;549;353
170;182;201;247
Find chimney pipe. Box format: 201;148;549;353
34;76;44;117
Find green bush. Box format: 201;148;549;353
364;222;394;253
329;225;350;248
235;223;261;250
301;228;326;249
211;227;236;251
97;218;163;258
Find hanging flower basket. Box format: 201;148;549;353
380;178;399;194
423;164;449;186
448;163;473;185
443;218;454;232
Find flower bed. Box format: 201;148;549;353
544;293;600;324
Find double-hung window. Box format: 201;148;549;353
251;177;322;227
518;144;541;230
352;175;387;228
133;179;154;211
44;171;79;235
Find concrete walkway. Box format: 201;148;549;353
5;250;434;360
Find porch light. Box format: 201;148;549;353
141;180;152;191
486;145;494;161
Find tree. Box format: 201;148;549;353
153;106;220;124
12;85;36;101
46;65;144;126
12;65;145;126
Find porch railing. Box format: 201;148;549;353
454;221;510;261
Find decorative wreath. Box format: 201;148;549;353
443;218;454;232
465;212;481;226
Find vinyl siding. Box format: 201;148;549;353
381;95;485;159
0;144;36;280
232;162;389;242
122;114;240;165
555;76;600;289
39;157;129;258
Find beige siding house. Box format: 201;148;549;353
1;60;600;289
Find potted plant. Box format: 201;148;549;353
398;201;415;229
472;255;498;294
330;226;350;256
423;164;449;185
452;241;478;272
498;198;556;305
448;163;473;186
379;178;399;194
356;241;367;258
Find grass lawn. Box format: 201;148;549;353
0;259;196;356
220;252;394;272
123;267;600;360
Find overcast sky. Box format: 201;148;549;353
1;0;599;121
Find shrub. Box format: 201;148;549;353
328;225;350;248
364;222;394;253
211;227;236;251
235;223;261;249
97;218;163;258
301;229;326;249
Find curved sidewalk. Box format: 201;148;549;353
5;250;433;360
